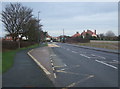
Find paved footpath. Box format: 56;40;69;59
2;48;54;87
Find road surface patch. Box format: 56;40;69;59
48;44;60;47
27;49;51;75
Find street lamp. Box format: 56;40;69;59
38;11;40;45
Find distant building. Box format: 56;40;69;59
81;30;97;38
45;32;52;42
72;32;81;38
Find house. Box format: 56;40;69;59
45;32;52;42
81;30;97;38
72;32;81;38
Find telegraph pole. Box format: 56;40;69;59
63;29;65;43
38;11;40;45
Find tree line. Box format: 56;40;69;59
2;3;46;43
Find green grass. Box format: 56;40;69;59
2;43;48;73
76;42;118;50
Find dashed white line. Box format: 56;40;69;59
51;63;54;66
64;64;67;66
95;60;118;69
54;73;57;78
91;54;106;59
80;54;91;59
113;60;119;62
72;51;78;53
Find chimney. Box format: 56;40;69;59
94;30;96;34
76;32;79;34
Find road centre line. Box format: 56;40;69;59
91;54;106;59
72;51;78;53
80;54;91;59
95;60;118;69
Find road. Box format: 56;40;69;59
49;42;118;87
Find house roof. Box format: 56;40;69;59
72;32;81;37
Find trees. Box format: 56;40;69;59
26;18;43;42
105;30;115;37
2;3;33;41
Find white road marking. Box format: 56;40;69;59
52;67;55;70
72;51;78;53
113;60;119;62
50;60;53;62
66;75;94;87
27;50;51;75
91;54;106;59
54;73;57;78
95;60;118;69
51;63;54;66
80;54;91;59
64;64;67;66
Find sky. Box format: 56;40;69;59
1;2;118;37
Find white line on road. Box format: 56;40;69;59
54;73;57;78
64;64;67;66
91;54;106;59
72;51;78;53
95;60;118;69
80;54;91;59
51;63;54;66
113;60;119;63
27;50;51;75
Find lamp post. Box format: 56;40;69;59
38;11;40;45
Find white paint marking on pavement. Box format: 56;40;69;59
66;75;94;87
80;54;91;59
27;50;51;75
50;59;53;62
54;73;57;78
113;60;119;62
51;63;54;66
64;64;67;66
95;60;118;69
72;51;78;53
52;67;55;71
91;54;106;59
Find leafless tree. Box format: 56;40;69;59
2;3;33;41
105;30;115;37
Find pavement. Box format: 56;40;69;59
2;48;54;87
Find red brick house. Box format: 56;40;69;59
81;30;97;38
72;32;81;38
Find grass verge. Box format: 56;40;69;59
2;43;47;73
75;42;118;50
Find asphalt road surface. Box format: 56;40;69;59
49;42;118;87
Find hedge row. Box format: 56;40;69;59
2;41;36;50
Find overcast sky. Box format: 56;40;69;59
1;2;118;37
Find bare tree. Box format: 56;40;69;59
105;30;115;37
2;3;33;41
